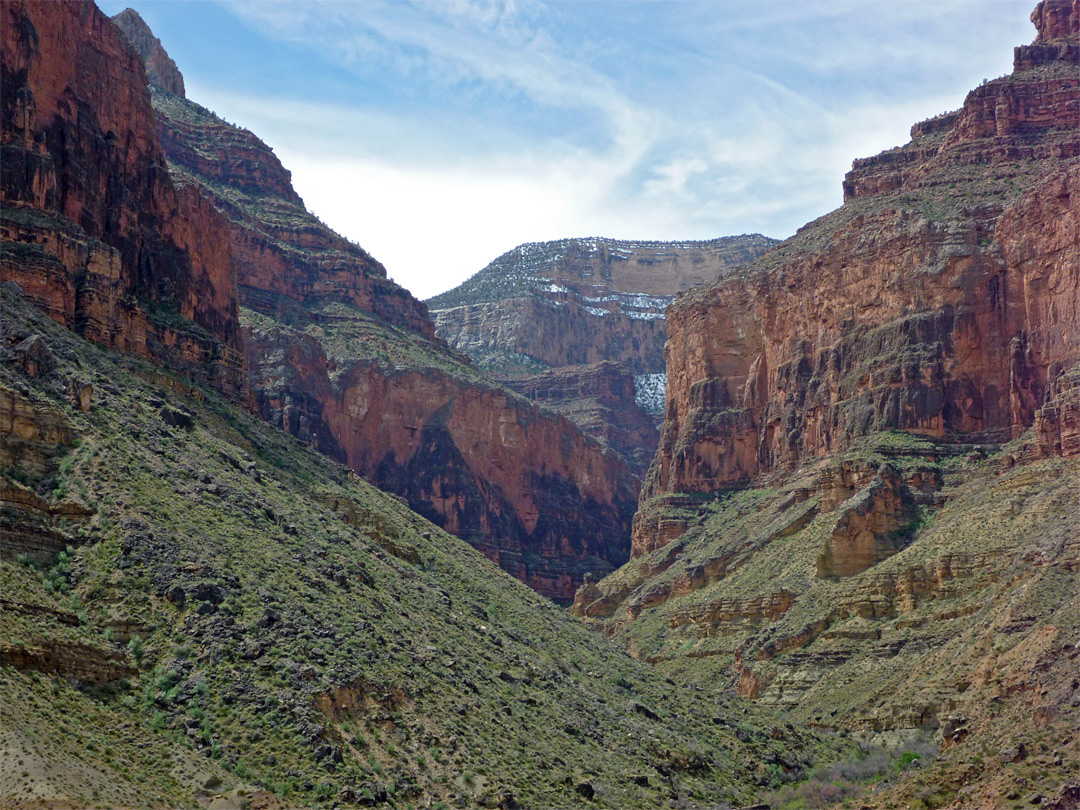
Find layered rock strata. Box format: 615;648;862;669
0;0;244;395
116;20;640;599
429;235;776;377
429;236;776;474
641;1;1080;556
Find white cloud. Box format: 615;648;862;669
190;0;1038;299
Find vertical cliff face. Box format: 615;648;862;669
641;0;1079;548
573;10;1080;804
116;23;639;599
429;236;778;477
1;0;243;395
110;8;185;97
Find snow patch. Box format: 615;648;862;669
634;373;667;413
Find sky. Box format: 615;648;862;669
98;0;1035;299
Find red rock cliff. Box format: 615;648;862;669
114;20;639;599
244;320;638;599
110;8;185;97
639;0;1079;555
0;0;243;395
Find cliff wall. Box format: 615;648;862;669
245;318;637;599
643;0;1079;547
1;0;243;395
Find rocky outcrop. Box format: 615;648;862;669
0;0;244;395
434;293;669;376
0;638;134;683
642;8;1080;525
843;1;1079;202
1;480;92;563
0;384;72;477
502;361;660;475
815;465;906;578
1034;363;1080;458
110;8;185;96
669;589;797;634
429;235;777;375
245;322;637;600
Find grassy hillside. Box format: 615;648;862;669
0;289;853;809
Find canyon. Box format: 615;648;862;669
429;235;776;475
109;12;642;601
0;0;1077;808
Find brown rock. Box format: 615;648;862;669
0;385;72;477
1034;364;1080;458
110;8;186;97
502;361;660;476
1;0;244;394
815;466;905;578
68;376;91;411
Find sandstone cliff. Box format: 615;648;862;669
0;0;244;395
577;3;1080;805
643;1;1079;526
119;26;640;599
429;236;777;476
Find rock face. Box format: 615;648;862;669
429;236;777;476
118;26;639;599
0;0;244;395
1034;362;1080;458
814;464;906;579
110;8;185;97
642;0;1080;547
243;321;638;600
429;235;777;375
576;5;1080;803
503;361;661;476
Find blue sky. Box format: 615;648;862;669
99;0;1034;298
